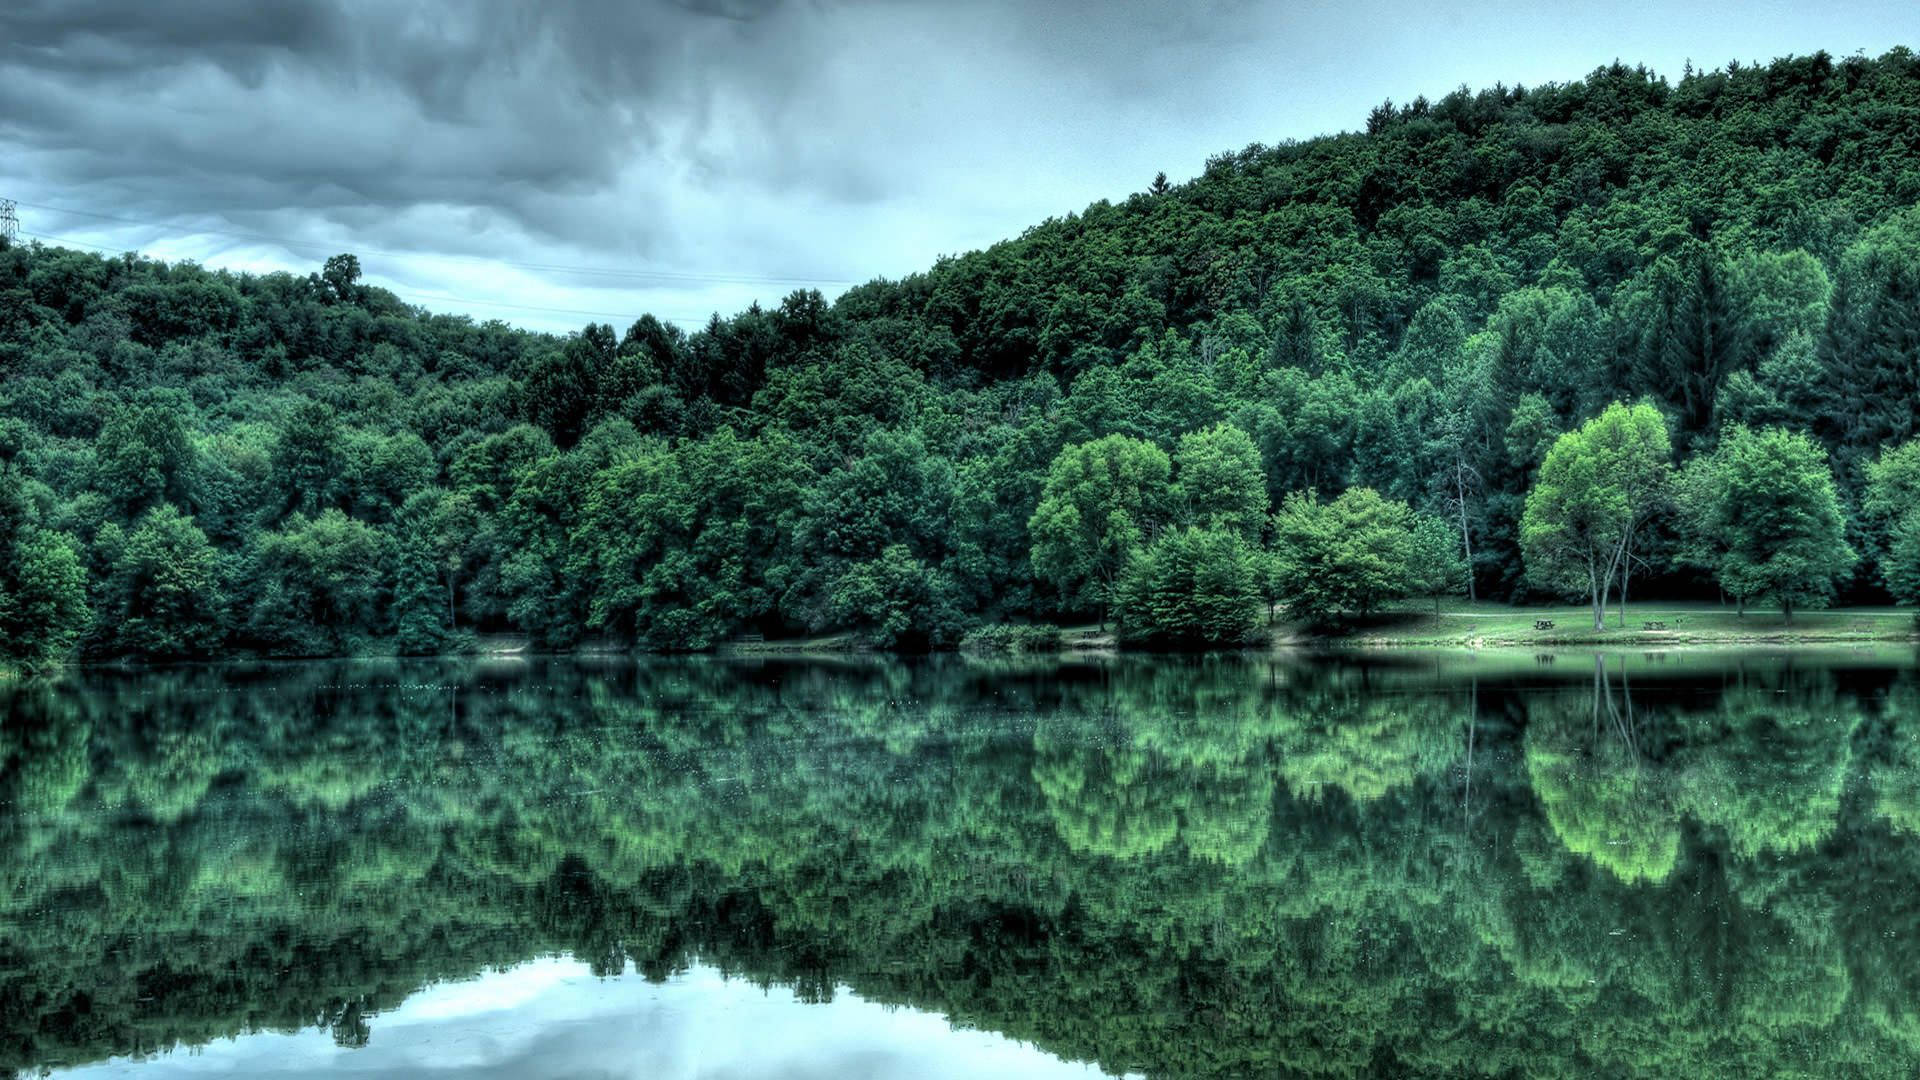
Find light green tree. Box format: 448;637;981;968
1172;422;1267;539
0;530;89;669
1865;440;1920;603
1029;434;1173;623
1113;526;1263;646
0;475;90;668
1270;487;1413;624
1406;511;1467;616
1520;401;1673;630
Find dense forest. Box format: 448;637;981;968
7;654;1920;1076
5;49;1920;661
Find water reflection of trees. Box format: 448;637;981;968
2;653;1919;1076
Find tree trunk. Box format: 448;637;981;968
1603;529;1630;630
1589;557;1606;631
1618;551;1631;628
1455;463;1476;603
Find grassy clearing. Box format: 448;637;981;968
721;632;861;655
614;605;1917;658
1326;601;1919;648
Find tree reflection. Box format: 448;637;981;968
1;652;1916;1077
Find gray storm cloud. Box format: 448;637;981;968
3;2;801;238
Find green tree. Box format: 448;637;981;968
1519;402;1673;630
1270;487;1412;624
93;396;195;518
320;253;362;304
246;510;392;655
575;427;810;649
0;529;89;669
1865;440;1920;603
1679;426;1856;618
1113;526;1263;646
0;474;89;667
826;544;966;651
1819;208;1920;469
517;324;616;449
95;505;226;659
1406;511;1467;616
272;399;344;518
1029;434;1173;623
1172;422;1267;539
392;527;450;656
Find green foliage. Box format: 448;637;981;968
1270;487;1413;623
1866;440;1920;603
1406;511;1467;611
95;505;226;659
392;532;450;655
1172;422;1268;538
246;510;393;655
575;427;810;650
1029;434;1173;619
271;399;343;518
957;623;1063;654
1680;426;1857;616
826;543;966;650
0;528;89;670
1520;402;1672;627
1114;526;1263;646
92;395;195;517
7;49;1920;660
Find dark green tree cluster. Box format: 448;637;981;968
5;49;1920;659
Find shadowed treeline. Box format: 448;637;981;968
5;651;1920;1076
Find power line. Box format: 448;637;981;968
17;229;128;253
16;229;719;325
390;288;715;323
8;197;857;287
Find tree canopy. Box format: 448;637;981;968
1680;426;1856;617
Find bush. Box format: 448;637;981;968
959;624;1063;654
1114;527;1263;647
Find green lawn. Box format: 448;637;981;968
1329;601;1918;647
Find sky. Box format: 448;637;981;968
1;1;1913;334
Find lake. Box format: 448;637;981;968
4;649;1919;1077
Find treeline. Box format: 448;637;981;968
4;49;1920;662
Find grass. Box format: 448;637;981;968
1328;601;1920;648
722;631;861;654
602;604;1918;658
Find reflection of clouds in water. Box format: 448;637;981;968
53;959;1112;1079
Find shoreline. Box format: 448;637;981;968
11;606;1915;670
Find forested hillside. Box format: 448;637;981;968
4;49;1920;661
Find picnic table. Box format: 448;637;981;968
1534;620;1555;631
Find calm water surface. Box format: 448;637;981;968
5;649;1919;1078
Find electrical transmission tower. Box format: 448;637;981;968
0;199;16;246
